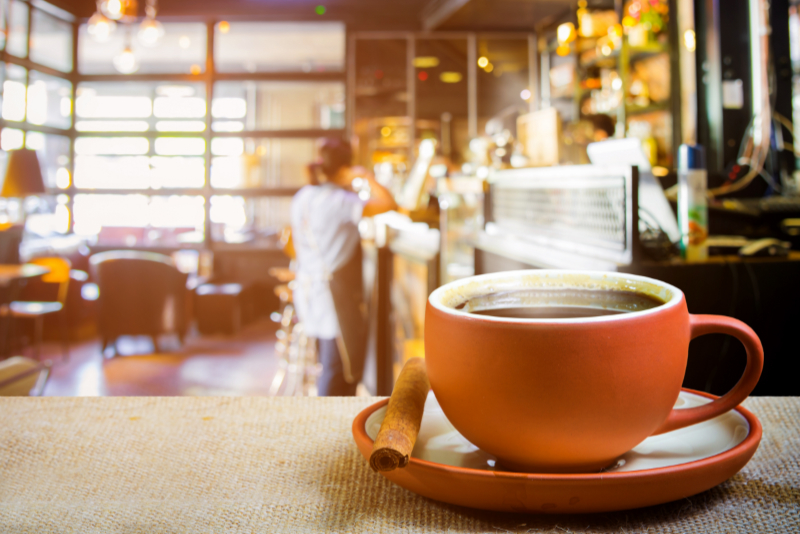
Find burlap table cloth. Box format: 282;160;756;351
0;397;797;533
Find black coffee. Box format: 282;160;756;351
458;288;664;319
472;305;626;319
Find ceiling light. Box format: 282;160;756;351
218;21;230;34
138;17;164;47
100;0;124;20
484;63;494;73
413;56;440;68
87;11;116;42
440;72;462;83
557;22;576;45
520;89;532;101
113;46;139;74
477;56;489;68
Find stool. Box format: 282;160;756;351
195;283;243;335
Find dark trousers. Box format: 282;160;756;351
317;338;358;396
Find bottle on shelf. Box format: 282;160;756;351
677;144;708;261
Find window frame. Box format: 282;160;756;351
1;6;348;250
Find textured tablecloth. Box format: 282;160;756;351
0;397;797;533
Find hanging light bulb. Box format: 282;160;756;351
113;45;139;74
137;0;162;47
100;0;138;22
100;0;125;20
87;10;116;42
138;17;164;46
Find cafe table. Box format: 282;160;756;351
0;396;797;533
0;264;49;288
0;264;50;356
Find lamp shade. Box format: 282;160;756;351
1;148;46;197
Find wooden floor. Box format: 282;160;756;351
35;320;281;396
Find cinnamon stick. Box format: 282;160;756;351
369;357;430;472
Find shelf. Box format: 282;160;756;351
629;43;669;62
626;101;670;116
579;52;620;70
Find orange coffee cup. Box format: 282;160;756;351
425;270;763;473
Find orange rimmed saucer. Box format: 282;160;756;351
352;389;762;514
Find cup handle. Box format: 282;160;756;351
653;314;764;435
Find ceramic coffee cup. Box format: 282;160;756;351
425;270;763;473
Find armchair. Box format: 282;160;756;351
89;250;189;355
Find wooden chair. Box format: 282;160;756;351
0;257;71;361
0;356;51;396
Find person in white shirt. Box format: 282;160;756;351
290;139;396;396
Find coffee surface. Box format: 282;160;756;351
472;305;625;319
459;288;664;319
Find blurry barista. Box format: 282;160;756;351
290;139;397;396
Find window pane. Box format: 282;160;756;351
150;156;205;188
75;155;150;189
415;39;469;164
212;81;345;131
215;22;344;73
0;127;24;150
155;120;205;132
75;137;149;155
477;38;530;119
74;155;205;189
27;71;72;129
78;22;206;74
75;82;205;128
1;63;27;122
24;195;70;236
30;8;73;72
76;120;150;132
153;96;206;118
210;195;291;244
7;0;28;58
0;0;7;50
153;137;205;156
210;138;316;189
25;132;70;189
73;194;205;246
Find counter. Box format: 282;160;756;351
0;397;797;532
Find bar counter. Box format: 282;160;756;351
0;397;797;532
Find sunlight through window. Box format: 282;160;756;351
75;137;150;155
155;121;206;132
154;137;206;156
2;81;27;121
211;97;246;119
76;96;153;118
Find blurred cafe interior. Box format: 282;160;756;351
1;0;799;398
